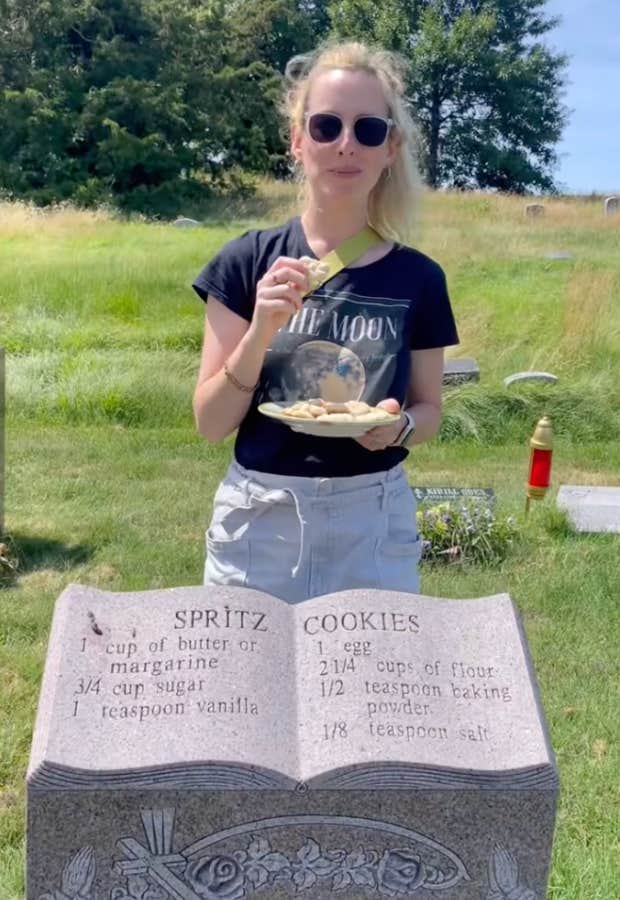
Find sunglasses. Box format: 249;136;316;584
305;113;394;147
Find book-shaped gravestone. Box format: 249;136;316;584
28;584;558;900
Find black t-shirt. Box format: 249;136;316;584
193;216;459;477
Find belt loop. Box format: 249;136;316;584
287;490;307;577
380;480;389;512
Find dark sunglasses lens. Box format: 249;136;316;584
308;114;342;143
355;117;389;146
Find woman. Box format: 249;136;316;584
192;41;458;602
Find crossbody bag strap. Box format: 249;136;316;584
303;225;384;296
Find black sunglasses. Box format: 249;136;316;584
305;113;394;147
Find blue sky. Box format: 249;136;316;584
545;0;620;194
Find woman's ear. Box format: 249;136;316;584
386;133;402;168
290;124;303;161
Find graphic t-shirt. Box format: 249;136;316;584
192;217;459;477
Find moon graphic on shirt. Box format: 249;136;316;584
281;340;366;402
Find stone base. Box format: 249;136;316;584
28;787;557;900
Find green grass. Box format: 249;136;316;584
1;187;619;899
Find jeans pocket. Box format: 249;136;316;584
375;536;421;593
204;533;250;587
204;478;253;586
375;484;421;592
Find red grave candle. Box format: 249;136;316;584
527;416;553;503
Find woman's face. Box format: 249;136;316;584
291;68;399;204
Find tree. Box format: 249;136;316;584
223;0;332;176
0;0;251;213
329;0;569;192
0;0;333;209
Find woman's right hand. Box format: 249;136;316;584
249;257;312;345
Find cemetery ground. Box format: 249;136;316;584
1;187;619;898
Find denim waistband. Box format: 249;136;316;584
225;459;408;576
229;458;405;497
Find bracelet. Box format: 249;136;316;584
223;362;260;394
390;413;409;447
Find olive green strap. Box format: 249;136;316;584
304;225;384;295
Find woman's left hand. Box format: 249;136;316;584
356;398;405;451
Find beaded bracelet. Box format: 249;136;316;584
223;362;260;394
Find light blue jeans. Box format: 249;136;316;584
204;459;421;603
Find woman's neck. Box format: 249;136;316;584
301;202;370;256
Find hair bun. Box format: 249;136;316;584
284;53;315;84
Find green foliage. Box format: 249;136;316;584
0;0;333;211
0;0;568;206
417;503;518;565
439;382;620;445
330;0;568;192
0;0;230;213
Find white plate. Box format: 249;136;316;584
258;402;400;438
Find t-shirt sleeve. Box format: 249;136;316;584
410;259;459;351
192;230;257;322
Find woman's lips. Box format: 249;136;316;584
331;168;362;176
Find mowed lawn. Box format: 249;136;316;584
1;187;619;898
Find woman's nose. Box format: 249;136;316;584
337;125;357;154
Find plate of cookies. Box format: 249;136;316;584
258;399;400;437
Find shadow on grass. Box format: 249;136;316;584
0;532;94;587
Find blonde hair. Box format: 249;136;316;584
284;40;422;245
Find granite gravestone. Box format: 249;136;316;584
557;485;620;533
411;486;496;508
604;196;618;215
28;584;558;900
442;358;480;386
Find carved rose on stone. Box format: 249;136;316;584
377;849;426;896
186;854;247;900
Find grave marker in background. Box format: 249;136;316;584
557;485;620;533
504;371;558;387
442;358;480;385
173;217;201;227
544;251;573;261
412;486;496;507
604;196;618;215
525;204;545;218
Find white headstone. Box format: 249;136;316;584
503;371;558;387
604;196;618;215
544;252;573;261
173;217;201;227
557;485;620;532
